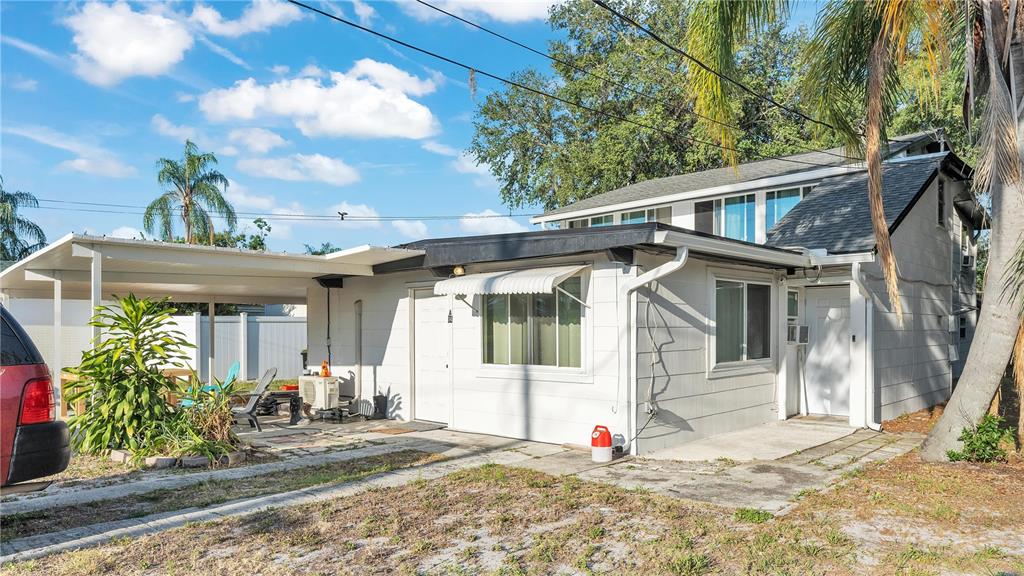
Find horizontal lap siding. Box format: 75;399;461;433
634;255;776;454
868;176;954;421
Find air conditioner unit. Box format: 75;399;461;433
962;254;975;268
299;377;339;410
787;324;809;345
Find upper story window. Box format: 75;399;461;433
567;214;613;229
482;277;582;368
937;179;946;227
621;206;672;225
766;188;802;232
694;194;756;243
715;279;771;363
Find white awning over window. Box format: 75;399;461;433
433;265;587;296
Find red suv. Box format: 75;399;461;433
1;305;70;486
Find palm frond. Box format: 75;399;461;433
972;0;1021;192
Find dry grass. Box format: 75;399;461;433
4;453;1022;575
1;450;439;543
882;405;945;434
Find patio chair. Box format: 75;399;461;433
181;361;241;408
231;367;277;432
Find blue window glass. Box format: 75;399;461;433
620;210;647;224
766;188;801;231
722;195;755;242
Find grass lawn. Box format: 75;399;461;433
0;450;438;543
4;450;1021;575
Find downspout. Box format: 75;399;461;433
852;261;882;431
618;247;689;455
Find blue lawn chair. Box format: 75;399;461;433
180;361;240;408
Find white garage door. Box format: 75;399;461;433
413;289;450;424
804;287;850;416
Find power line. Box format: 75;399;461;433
287;0;846;170
30;198;539;221
590;0;844;135
414;0;855;162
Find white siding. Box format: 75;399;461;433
633;254;780;454
865;176;956;421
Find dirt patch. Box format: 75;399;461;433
0;450;439;543
882;404;945;434
368;427;417;435
6;455;1023;575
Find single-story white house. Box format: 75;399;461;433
0;133;985;456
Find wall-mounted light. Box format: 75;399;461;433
453;265;466;276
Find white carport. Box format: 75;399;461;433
0;234;423;401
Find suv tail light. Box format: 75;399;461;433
20;377;55;425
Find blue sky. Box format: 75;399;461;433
1;1;820;253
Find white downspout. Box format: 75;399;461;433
618;247;689;455
851;262;881;431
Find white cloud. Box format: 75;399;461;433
229;127;288;154
8;77;38;91
452;151;497;187
151;114;197;141
0;36;63;65
175;91;196;103
237;153;360;186
3;124;136;178
421;140;460;157
392;219;427;239
196;35;251;70
198;59;439;140
191;0;304;38
298;64;326;78
65;2;194;87
402;1;555;23
224;179;276;211
351;0;376;25
270;64;290;75
110;226;144;239
459;209;528;234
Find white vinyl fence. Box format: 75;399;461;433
5;298;306;381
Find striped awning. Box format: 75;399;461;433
433;265;587;296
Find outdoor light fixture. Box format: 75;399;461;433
453;265;466;276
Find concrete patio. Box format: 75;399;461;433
644;416;858;461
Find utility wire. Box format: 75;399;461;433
414;0;856;161
287;0;849;170
30;198;539;221
591;0;844;134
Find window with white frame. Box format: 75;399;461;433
937;179;946;227
589;215;613;227
620;206;672;225
482;277;583;367
786;290;799;324
766;188;802;231
567;219;589;229
715;279;771;363
694;194;756;242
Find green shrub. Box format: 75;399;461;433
139;377;241;462
946;415;1011;462
66;295;192;454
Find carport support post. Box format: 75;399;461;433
207;300;216;384
53;271;63;409
239;312;249;381
849;280;868;428
88;245;102;345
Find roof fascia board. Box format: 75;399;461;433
24;269;319;289
70;241;374;276
656;229;812;268
531;164;864;224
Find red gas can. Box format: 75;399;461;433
591;425;613;463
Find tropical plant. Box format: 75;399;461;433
0;175;46;261
139;376;240;463
144;140;237;244
65;295;192;454
305;242;344;255
946;414;1011;462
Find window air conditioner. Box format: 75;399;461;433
787;325;809;345
962;254;975;268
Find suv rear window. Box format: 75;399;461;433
1;307;44;366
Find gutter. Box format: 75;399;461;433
851;261;881;431
617;247;689;455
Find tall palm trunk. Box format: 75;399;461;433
921;35;1024;460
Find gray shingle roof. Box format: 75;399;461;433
541;131;937;218
764;156;943;253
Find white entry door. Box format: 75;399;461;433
804;287;850;416
413;289;450;424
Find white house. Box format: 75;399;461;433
0;131;984;456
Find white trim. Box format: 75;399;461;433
706;268;777;377
531;165;864;224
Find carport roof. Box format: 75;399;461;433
0;234;424;304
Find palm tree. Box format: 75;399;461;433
679;0;1022;460
144;140;236;244
0;176;47;262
